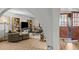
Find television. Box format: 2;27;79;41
21;22;28;28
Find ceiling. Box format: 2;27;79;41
2;8;35;18
60;8;79;13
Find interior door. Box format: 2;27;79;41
72;12;79;40
59;14;68;38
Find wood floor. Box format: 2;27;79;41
0;39;47;50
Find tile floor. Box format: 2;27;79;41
60;39;78;50
0;39;47;50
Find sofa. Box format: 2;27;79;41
8;32;22;42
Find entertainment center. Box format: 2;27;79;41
7;17;45;42
8;17;31;42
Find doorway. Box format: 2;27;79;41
59;9;79;50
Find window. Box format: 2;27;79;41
59;14;67;26
73;13;79;26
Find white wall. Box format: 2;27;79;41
52;9;60;50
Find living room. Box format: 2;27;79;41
0;8;49;50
